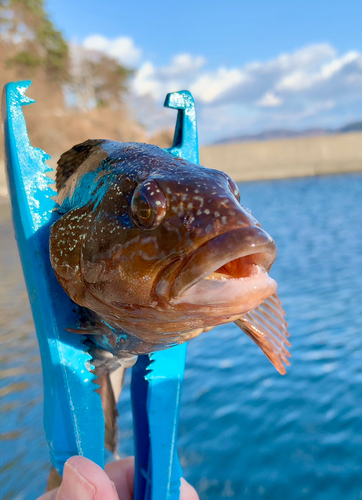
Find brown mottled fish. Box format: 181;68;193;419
49;139;290;453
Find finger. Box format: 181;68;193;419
181;477;199;500
106;458;199;500
37;456;199;500
105;457;134;500
37;487;59;500
55;456;119;500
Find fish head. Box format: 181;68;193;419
147;164;277;316
50;143;277;336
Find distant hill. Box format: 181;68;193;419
214;122;362;145
339;122;362;133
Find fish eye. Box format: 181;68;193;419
131;180;167;229
227;177;240;203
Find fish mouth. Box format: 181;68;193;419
168;226;278;309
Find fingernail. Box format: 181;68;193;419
59;462;96;500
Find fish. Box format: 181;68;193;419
49;139;290;453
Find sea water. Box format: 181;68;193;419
1;173;362;499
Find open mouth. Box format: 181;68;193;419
205;254;266;280
168;226;278;309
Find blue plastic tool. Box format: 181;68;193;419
2;81;105;475
2;82;199;499
131;90;199;500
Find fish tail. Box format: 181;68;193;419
46;466;62;491
94;365;126;455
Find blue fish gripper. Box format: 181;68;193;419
2;82;199;500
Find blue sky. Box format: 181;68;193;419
46;0;362;144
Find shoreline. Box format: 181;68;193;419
1;131;362;197
199;131;362;182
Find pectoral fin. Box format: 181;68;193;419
235;293;290;375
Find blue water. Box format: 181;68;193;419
1;173;362;499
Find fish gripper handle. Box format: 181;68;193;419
131;90;199;500
2;81;105;476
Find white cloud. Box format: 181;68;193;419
75;37;362;142
256;92;283;107
266;43;336;72
133;62;161;99
320;51;359;80
161;53;206;77
132;53;207;101
276;51;360;92
132;56;245;104
82;34;142;66
132;43;355;109
130;43;362;140
191;68;245;103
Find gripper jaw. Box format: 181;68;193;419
2;81;105;475
3;81;199;500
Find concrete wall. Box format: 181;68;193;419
1;132;362;197
200;132;362;182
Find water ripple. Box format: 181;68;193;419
1;175;362;498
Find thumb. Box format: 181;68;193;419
55;456;119;500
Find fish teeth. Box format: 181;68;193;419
205;272;233;280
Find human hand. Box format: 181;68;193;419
37;455;199;500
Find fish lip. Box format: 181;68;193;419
168;226;277;301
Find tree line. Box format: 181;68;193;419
0;0;132;108
0;0;173;163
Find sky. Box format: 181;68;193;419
46;0;362;144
